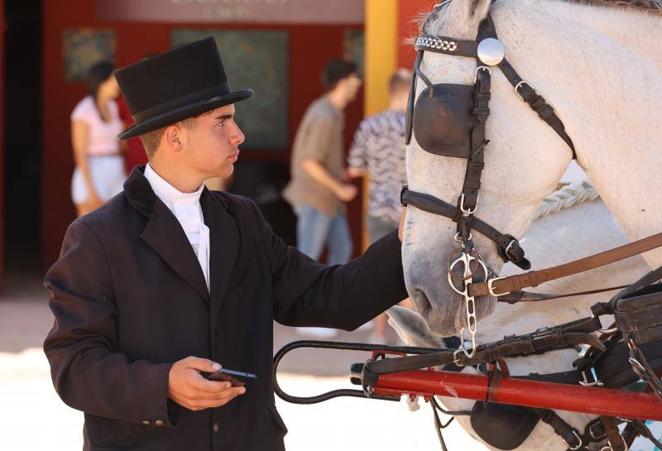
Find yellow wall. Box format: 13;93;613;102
365;0;398;116
361;0;398;249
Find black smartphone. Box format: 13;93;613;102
203;368;257;387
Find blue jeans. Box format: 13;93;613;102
295;205;352;265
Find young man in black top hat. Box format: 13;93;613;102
44;37;408;451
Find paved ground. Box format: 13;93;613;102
0;270;485;451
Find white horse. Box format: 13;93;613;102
390;184;650;449
403;0;662;337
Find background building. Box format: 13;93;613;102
0;0;436;290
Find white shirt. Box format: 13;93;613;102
70;96;123;156
144;164;210;291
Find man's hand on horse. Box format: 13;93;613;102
168;356;246;411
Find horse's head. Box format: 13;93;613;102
403;0;574;337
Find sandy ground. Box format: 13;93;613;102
0;347;490;451
0;273;486;451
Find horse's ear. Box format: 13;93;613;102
470;0;492;21
428;0;492;38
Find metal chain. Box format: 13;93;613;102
448;245;492;363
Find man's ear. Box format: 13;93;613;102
163;123;184;151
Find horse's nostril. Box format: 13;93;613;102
414;288;433;317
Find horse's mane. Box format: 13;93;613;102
566;0;662;11
534;181;599;221
418;0;662;32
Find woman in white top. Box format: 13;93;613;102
70;61;125;217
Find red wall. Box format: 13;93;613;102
397;0;437;68
42;0;364;267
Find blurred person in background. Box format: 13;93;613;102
70;61;125;217
283;58;362;338
348;68;412;343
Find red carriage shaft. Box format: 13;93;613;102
373;369;662;421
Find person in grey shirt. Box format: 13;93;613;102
283;58;362;338
283;58;361;265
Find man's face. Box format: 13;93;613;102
341;74;362;104
180;104;245;180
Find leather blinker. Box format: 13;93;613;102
412;84;474;159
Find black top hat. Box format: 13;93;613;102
115;37;253;140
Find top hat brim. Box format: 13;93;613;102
118;89;254;140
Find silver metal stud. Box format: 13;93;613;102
477;38;505;66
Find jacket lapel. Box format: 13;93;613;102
202;189;239;330
141;201;211;303
125;166;210;304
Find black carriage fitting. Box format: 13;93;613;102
271;340;438;405
272;316;608;406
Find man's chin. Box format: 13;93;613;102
210;163;234;181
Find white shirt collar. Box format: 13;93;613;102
144;163;204;210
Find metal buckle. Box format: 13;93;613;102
473;65;491;83
568;430;584;450
515;80;534;101
588;420;606;441
454;232;473;242
579;367;602;387
487;276;511;297
504;239;517;259
459;193;476;216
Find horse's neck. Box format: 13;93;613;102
493;0;662;267
477;199;649;345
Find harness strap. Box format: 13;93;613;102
498;284;630;304
478;16;577;159
469;232;662;297
401;187;531;269
364;316;602;376
600;416;626;451
459;68;490;217
535;409;585;450
623;420;662;449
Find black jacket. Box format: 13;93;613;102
44;167;408;451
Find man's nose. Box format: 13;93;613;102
230;124;245;146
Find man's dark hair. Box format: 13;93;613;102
321;58;358;91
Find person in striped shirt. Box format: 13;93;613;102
348;68;412;342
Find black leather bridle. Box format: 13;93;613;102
402;10;577;266
401;6;577;358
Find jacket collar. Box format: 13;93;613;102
123;166;238;313
124;165;229;217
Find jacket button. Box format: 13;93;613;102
141;420;151;426
154;420;164;427
213;423;220;433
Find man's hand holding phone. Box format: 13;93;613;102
168;356;246;411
